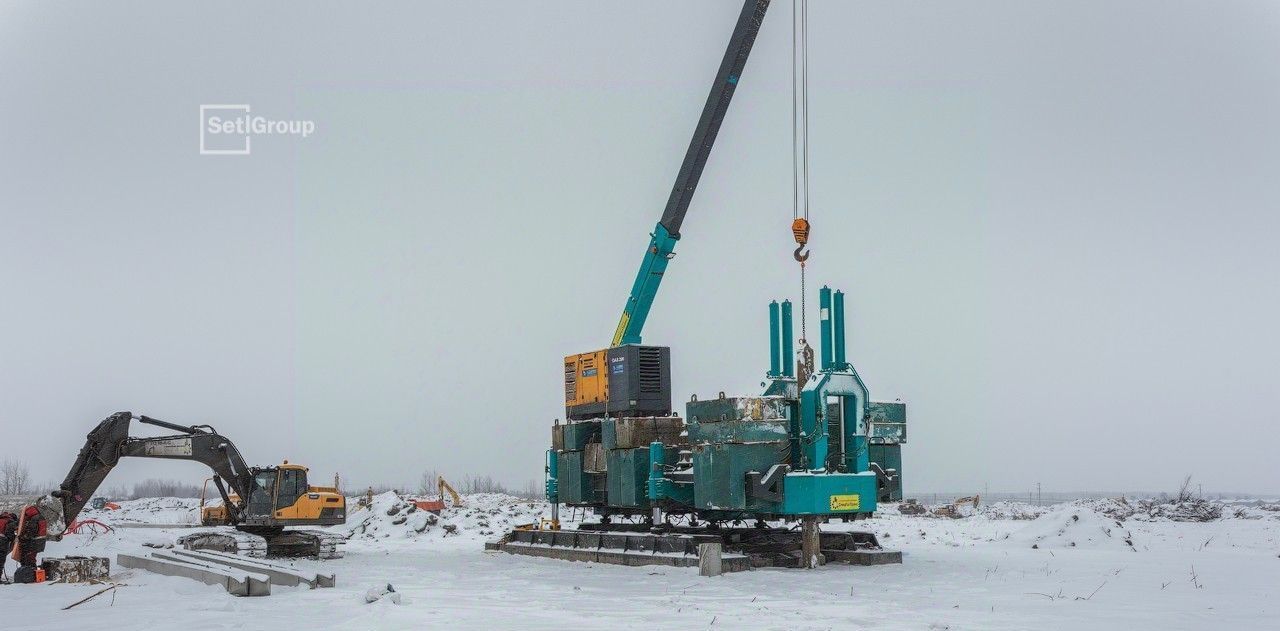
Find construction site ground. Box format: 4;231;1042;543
2;493;1277;630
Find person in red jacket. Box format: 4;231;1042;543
10;506;46;583
0;511;17;582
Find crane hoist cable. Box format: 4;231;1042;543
791;0;812;347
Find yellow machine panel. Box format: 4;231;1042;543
199;465;346;526
276;490;343;520
564;349;610;408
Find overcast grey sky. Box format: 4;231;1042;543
2;1;1277;496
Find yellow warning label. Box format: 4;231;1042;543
829;494;861;511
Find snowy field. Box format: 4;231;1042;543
2;493;1277;630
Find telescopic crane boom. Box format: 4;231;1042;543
611;0;771;347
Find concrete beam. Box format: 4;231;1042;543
169;549;335;588
491;539;753;573
117;553;271;597
821;548;904;566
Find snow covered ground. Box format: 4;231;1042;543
2;494;1277;630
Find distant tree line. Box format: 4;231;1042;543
0;459;32;495
96;478;203;500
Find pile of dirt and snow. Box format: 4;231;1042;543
84;497;201;525
1223;502;1280;520
1005;504;1136;551
895;500;927;516
979;501;1048;521
1132;497;1223;522
903;496;1267;524
897;500;1047;521
1051;496;1275;523
338;492;551;543
1068;497;1137;521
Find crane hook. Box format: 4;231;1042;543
793;244;809;263
791;217;811;263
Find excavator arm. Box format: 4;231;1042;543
52;411;256;530
437;475;463;508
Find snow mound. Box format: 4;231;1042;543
1006;505;1137;551
86;497;201;525
1068;497;1137;521
338;492;551;545
1223;503;1280;520
980;501;1047;521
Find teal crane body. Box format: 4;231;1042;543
546;0;906;524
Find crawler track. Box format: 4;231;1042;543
178;528;344;559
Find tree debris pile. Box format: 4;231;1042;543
1133;497;1223;522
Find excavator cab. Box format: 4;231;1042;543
202;462;346;528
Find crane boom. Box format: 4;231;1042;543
612;0;771;346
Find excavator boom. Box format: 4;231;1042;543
438;475;463;508
55;412;254;529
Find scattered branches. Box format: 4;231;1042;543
62;583;127;610
1074;581;1107;601
1025;588;1065;600
1177;475;1195;503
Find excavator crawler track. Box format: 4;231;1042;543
178;528;344;560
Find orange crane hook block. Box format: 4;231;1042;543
791;217;811;263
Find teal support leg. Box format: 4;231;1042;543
799;385;828;470
850;435;869;473
647;441;664;501
833;290;846;368
546;448;560;527
819;286;833;371
768;301;781;377
781;300;795;378
545;449;558;503
844;395;869;473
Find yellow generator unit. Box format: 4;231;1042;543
564;345;672;420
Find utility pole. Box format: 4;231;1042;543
1036;482;1041;506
